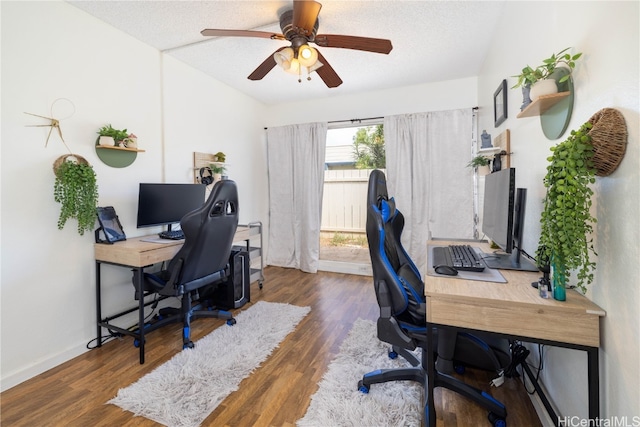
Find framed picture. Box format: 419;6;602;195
493;79;508;127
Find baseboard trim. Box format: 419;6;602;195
1;344;87;392
525;377;557;426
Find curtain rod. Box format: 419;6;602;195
328;116;384;124
263;109;478;129
264;116;383;130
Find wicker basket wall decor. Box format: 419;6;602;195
587;108;628;176
53;154;90;177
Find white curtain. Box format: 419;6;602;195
384;109;474;275
266;123;327;273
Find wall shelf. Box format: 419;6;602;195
478;146;503;154
95;138;143;168
516;92;570;118
515;67;574;140
96;145;145;153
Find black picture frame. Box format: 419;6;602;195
493;79;508;127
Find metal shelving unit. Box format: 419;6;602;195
233;221;264;289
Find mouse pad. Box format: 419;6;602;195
427;245;506;283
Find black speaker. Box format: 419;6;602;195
211;249;250;309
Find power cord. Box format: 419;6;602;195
86;329;124;349
86;293;163;350
505;341;530;378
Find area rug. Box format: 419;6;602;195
297;318;422;427
108;301;310;427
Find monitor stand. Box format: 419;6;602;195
482;249;539;272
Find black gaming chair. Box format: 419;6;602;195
358;170;510;426
136;179;240;349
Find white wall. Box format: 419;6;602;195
2;2;638;423
264;76;478;126
476;1;639;422
0;1;267;390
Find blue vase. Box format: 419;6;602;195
551;262;567;301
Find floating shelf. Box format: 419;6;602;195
96;145;145;153
478;146;503;154
516;92;571;118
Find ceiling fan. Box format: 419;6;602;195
201;0;393;88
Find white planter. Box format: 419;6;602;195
99;136;115;146
530;79;558;101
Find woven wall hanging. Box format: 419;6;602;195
587;108;628;176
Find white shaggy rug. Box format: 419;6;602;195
297;318;423;427
108;301;310;427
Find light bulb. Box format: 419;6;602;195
297;45;318;67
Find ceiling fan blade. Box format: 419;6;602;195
292;0;322;36
201;29;285;40
247;47;285;81
314;34;393;54
315;50;343;88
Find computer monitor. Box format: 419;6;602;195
481;168;538;271
136;183;206;231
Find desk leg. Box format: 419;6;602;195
587;347;600;421
425;325;436;427
134;267;146;364
95;261;102;347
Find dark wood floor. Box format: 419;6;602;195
1;267;542;426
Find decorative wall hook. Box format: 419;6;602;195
25;98;75;152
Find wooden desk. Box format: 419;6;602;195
424;241;605;426
94;226;256;364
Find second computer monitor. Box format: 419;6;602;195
481;168;538;271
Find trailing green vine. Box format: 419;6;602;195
53;160;99;235
536;122;597;293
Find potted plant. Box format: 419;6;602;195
512;47;583;104
53;154;99;236
536;121;597;300
210;163;227;181
213;151;226;163
97;124;129;147
123;133;138;148
467;155;491;173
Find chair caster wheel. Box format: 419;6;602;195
133;339;140;348
388;350;398;359
227;318;236;326
183;341;194;349
357;380;369;394
454;364;465;374
488;412;506;427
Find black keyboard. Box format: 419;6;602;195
158;229;185;240
433;245;485;272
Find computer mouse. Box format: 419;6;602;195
435;265;459;276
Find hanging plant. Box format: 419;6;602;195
53;155;99;235
536;122;597;294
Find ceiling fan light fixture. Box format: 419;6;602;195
297;44;318;67
274;47;295;70
284;57;301;75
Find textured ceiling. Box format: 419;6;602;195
68;1;506;105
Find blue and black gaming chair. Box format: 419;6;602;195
358;170;510;426
135;179;239;349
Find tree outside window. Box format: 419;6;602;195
353;125;385;169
